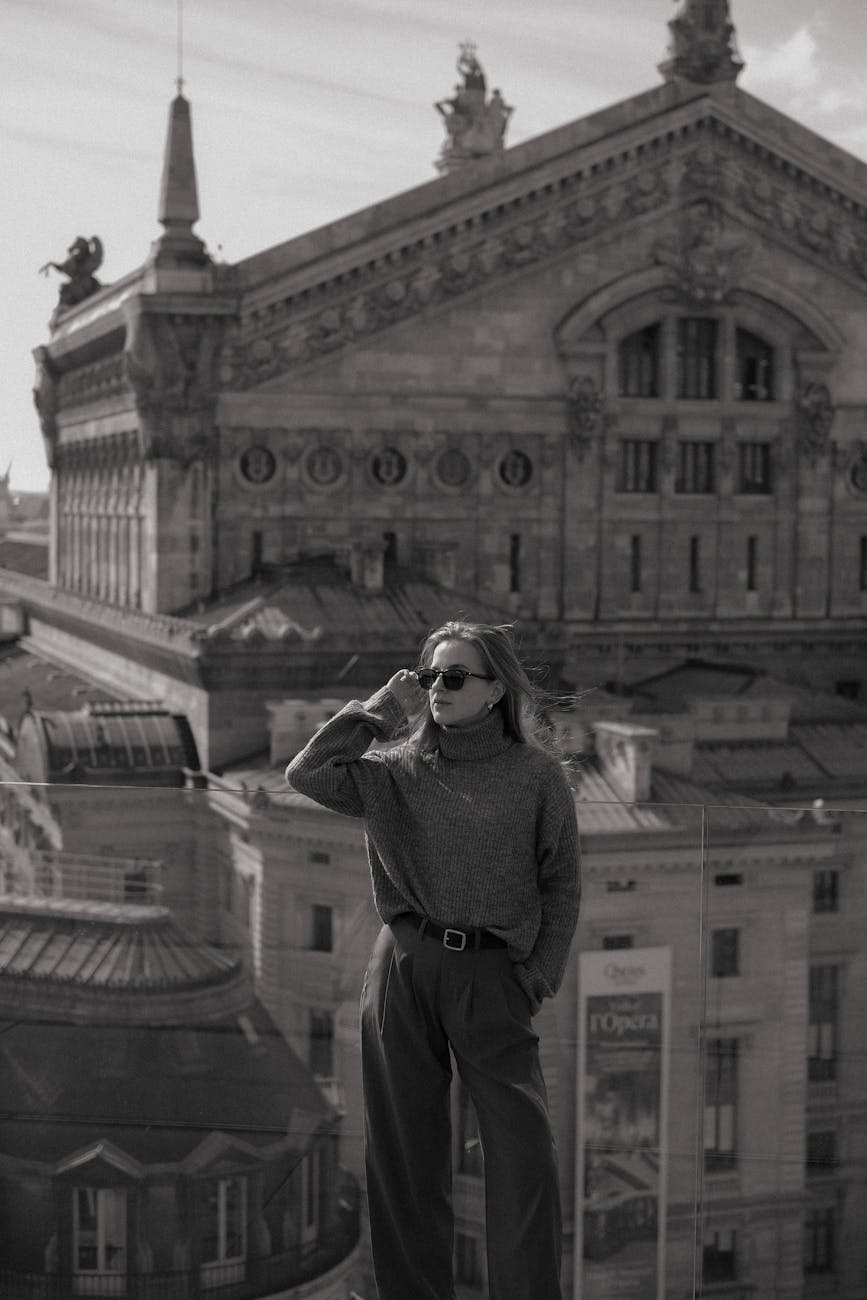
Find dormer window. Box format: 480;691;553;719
618;323;660;397
677;318;718;398
735;329;774;401
73;1187;127;1289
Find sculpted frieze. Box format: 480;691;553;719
222;164;670;389
219;119;866;389
654;201;752;304
567;376;604;460
797;383;835;464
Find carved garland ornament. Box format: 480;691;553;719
219;126;866;389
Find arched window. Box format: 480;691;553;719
618;324;661;397
735;329;774;401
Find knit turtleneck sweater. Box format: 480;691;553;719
285;686;581;1013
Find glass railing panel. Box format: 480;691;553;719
0;780;714;1299
702;800;867;1300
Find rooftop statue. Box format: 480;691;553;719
435;42;513;174
660;0;744;84
39;235;104;309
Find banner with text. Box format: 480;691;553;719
575;947;671;1300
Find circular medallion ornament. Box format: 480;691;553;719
435;447;471;489
498;449;533;489
239;445;276;485
305;445;344;488
370;447;408;487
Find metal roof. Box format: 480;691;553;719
0;998;332;1165
184;557;515;642
793;723;867;780
0;897;238;993
24;706;200;779
0;645;118;724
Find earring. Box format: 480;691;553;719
486;701;494;711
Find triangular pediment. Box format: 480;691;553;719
224;83;867;390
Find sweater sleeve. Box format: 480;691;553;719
285;686;407;818
513;769;581;1015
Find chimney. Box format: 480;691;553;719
349;543;385;593
412;541;458;589
594;721;658;803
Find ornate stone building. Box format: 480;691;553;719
25;0;867;720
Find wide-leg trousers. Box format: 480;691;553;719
360;916;563;1300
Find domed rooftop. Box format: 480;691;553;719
0;896;238;999
0;896;334;1167
14;701;200;785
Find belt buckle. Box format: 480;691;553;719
443;927;468;951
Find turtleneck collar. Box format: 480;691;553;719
436;706;514;762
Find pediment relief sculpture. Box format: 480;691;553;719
654;202;752;304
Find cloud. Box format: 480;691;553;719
744;24;821;89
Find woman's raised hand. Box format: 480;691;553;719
386;669;427;716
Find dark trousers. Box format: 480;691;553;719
360;917;563;1300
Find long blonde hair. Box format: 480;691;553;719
406;620;563;759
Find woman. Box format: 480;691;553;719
286;620;580;1300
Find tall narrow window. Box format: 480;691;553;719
804;1207;836;1274
812;870;839;914
300;1148;321;1244
619;441;658;493
630;534;642;593
251;530;263;575
382;530;398;564
310;904;333;953
309;1010;335;1077
74;1187;127;1285
677;318;718;398
618;324;661;397
738;442;773;494
746;535;758;591
703;1229;737;1284
711;928;740;978
860;536;867;591
806;1131;837;1177
808;965;838;1082
735;329;775;400
689;535;702;593
509;533;521;593
676;441;716;493
704;1038;737;1170
202;1177;247;1285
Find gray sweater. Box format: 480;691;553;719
285;686;581;1013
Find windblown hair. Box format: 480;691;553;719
405;620;566;761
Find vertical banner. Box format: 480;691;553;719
575;948;671;1300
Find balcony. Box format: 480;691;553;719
0;1215;360;1300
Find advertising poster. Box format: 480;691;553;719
574;948;671;1300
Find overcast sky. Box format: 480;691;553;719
2;0;866;493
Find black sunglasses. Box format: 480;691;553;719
416;667;494;692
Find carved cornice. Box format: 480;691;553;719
221;112;867;389
122;303;228;463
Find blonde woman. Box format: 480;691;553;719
286;621;580;1300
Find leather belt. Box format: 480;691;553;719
399;912;507;951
